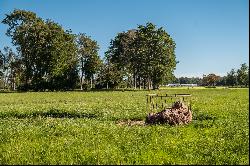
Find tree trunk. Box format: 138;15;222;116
106;82;109;89
80;58;84;91
143;79;146;89
134;73;137;89
90;76;93;89
13;76;16;91
3;75;6;90
139;76;141;90
80;74;83;90
147;77;151;90
4;69;9;90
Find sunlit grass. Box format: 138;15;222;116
0;88;249;164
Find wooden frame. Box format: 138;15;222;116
146;93;192;112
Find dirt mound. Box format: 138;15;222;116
145;101;192;125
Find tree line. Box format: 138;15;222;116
172;63;249;87
0;9;248;91
201;63;249;87
0;9;177;91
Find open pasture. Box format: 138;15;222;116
0;88;249;164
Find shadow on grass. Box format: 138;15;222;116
0;88;153;93
0;90;27;93
111;116;145;122
193;113;217;121
73;88;153;92
192;110;217;128
0;108;98;119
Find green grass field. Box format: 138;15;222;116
0;88;249;164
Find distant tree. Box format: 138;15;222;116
225;69;238;86
179;77;189;84
202;73;220;86
237;63;249;87
76;33;102;90
174;77;202;85
216;76;226;86
190;77;203;85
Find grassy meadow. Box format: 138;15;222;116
0;88;249;164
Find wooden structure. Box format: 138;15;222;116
146;93;192;112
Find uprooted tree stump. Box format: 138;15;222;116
145;101;192;125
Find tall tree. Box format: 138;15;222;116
225;69;238;86
46;21;78;91
2;10;41;88
237;63;249;87
106;22;177;89
76;33;102;90
137;23;177;89
2;9;78;91
105;30;137;88
0;47;21;90
177;77;202;85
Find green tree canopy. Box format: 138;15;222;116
202;73;220;86
76;33;102;90
2;9;78;91
237;63;249;87
106;22;177;89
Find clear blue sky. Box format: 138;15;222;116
0;0;249;77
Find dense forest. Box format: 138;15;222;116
0;9;249;91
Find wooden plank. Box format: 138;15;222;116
150;94;191;98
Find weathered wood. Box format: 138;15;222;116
146;93;192;113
